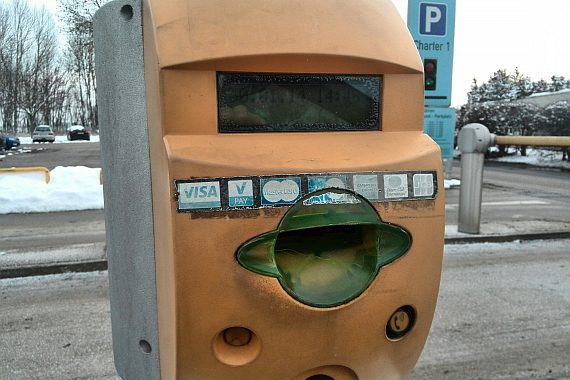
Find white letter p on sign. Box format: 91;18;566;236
425;6;442;33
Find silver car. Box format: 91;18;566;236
32;125;55;143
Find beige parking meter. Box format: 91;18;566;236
94;0;444;379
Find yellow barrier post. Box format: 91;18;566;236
0;167;50;183
494;136;570;147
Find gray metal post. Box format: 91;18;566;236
457;124;495;234
94;1;161;379
443;158;453;180
458;152;485;233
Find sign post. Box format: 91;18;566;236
409;0;456;177
423;107;455;159
408;0;456;107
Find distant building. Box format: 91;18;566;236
516;89;570;108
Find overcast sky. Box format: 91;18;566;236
24;0;570;107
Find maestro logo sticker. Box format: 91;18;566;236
260;177;301;206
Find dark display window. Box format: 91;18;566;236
218;73;381;133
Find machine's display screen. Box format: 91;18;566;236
218;73;381;132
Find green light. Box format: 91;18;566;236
236;188;411;308
425;78;435;88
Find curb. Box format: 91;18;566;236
445;231;570;245
0;260;108;280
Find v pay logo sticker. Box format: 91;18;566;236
228;180;254;207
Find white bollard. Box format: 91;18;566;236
457;124;495;234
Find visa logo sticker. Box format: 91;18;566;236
228;180;254;207
260;178;301;206
178;181;221;210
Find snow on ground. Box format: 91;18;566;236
0;166;103;214
0;136;104;214
444;179;460;189
17;135;101;144
492;147;570;170
0;144;567;214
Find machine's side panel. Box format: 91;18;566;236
93;1;161;379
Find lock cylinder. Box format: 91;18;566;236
386;306;416;340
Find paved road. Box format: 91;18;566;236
409;239;570;380
0;141;101;171
1;239;569;379
0;272;118;380
0;210;105;251
445;160;570;232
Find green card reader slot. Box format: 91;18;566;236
237;188;411;308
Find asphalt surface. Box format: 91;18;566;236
2;239;569;380
409;238;570;380
0;141;102;171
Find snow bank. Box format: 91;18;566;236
0;166;104;214
493;148;570;169
444;179;460;189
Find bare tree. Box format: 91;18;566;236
0;0;33;132
57;0;108;130
0;0;65;134
0;3;11;130
19;6;63;132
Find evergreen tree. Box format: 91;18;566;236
542;101;570;136
532;79;549;94
550;76;569;92
541;101;570;161
466;68;570;106
512;67;533;99
466;69;518;104
457;102;540;137
467;78;482;104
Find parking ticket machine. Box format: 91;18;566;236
94;0;445;379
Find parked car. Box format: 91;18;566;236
67;125;90;141
4;135;20;150
32;125;55;143
0;131;6;150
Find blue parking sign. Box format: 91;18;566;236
420;3;447;36
408;0;455;107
